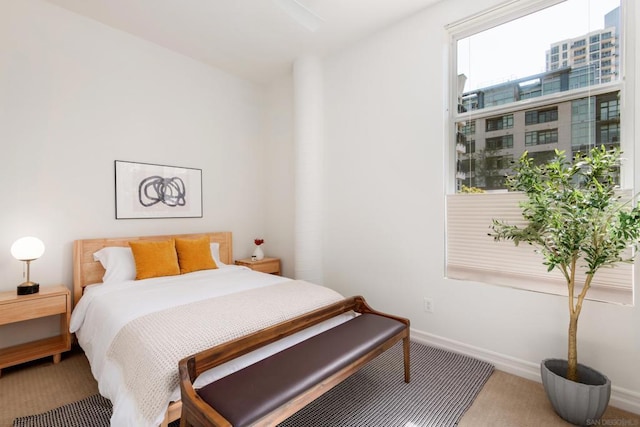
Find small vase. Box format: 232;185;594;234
253;245;264;261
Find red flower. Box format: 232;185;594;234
254;239;264;246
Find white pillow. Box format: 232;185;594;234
93;242;226;284
93;247;136;284
210;242;226;266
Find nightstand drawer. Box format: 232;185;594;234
0;295;67;325
251;261;279;274
235;257;281;275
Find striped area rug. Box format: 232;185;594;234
13;342;493;427
279;341;494;427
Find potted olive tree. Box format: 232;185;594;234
490;146;640;425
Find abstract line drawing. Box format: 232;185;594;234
138;176;186;207
115;161;202;219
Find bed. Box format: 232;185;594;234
70;232;353;427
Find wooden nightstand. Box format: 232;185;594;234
0;285;71;376
235;257;281;275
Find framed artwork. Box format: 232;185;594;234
115;160;203;219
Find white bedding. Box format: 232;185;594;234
70;265;353;427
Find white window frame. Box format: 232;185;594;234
445;0;636;305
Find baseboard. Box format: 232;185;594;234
411;328;640;415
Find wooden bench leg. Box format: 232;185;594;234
160;409;169;427
403;336;410;383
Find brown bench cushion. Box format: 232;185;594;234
196;313;406;427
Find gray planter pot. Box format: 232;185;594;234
541;358;611;426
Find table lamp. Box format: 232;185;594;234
11;236;45;295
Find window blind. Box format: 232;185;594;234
446;192;634;305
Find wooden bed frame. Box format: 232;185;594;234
72;231;233;307
72;231;233;427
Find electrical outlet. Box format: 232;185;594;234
423;297;434;313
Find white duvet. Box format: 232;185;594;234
70;265;353;427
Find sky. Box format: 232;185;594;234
457;0;621;92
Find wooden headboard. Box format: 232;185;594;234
72;231;233;307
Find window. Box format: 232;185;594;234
486;114;513;131
525;128;558;146
600;123;619;144
486;135;513;150
459;158;475;173
465;140;476;154
600;97;620;120
528;149;556;164
459;119;476;136
525;107;558;124
447;0;632;304
485;154;513;170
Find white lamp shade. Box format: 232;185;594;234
11;237;45;261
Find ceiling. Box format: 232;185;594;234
43;0;440;83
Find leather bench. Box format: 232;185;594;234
178;296;410;427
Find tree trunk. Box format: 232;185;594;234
567;313;579;382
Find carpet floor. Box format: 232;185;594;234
4;343;639;427
12;342;493;427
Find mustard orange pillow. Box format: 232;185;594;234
129;239;180;280
175;236;218;274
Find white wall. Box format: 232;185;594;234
263;74;296;278
321;0;640;411
0;0;270;345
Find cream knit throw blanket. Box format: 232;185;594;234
106;280;343;426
